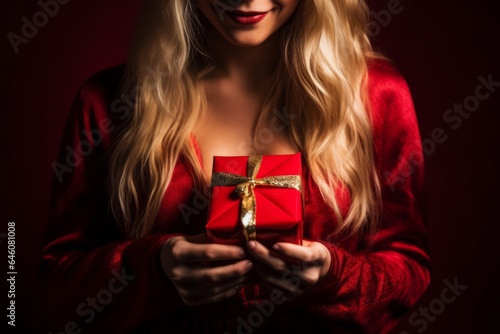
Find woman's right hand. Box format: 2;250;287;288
159;233;253;306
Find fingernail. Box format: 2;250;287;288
248;241;256;249
239;249;246;258
246;261;253;270
272;244;280;251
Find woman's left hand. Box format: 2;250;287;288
246;240;331;299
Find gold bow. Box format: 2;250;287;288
211;155;302;241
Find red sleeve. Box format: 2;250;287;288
40;68;186;333
298;60;431;333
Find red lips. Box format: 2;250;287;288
227;10;269;25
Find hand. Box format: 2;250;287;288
159;233;253;306
246;240;331;299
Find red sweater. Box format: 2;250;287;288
41;60;430;334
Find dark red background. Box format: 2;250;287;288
1;0;499;332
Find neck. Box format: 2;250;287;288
204;30;281;90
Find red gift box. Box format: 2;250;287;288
206;153;304;248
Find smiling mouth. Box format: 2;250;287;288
226;10;270;25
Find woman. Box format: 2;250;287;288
42;0;431;333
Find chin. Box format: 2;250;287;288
228;38;267;48
223;31;274;48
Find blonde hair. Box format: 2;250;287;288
109;0;382;239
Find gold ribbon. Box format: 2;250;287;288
211;155;302;241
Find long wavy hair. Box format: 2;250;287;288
109;0;382;239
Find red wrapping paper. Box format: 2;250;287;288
206;153;304;248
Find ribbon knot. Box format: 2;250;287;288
211;155;302;241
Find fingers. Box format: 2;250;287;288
175;259;253;284
271;242;324;264
275;241;332;279
172;239;247;262
248;240;328;269
252;264;303;299
199;286;239;306
180;279;243;306
161;235;255;306
163;236;330;306
181;275;249;297
268;241;331;282
246;240;288;274
246;240;331;296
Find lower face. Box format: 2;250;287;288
195;0;300;47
